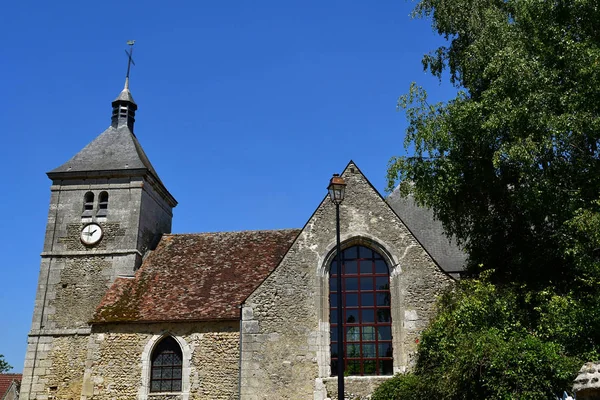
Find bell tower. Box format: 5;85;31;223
21;44;177;399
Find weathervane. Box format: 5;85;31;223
124;40;135;89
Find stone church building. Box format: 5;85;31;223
20;78;464;399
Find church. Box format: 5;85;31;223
20;72;465;399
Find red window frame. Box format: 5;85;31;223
330;245;393;376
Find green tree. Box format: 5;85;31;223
378;0;600;397
388;0;600;289
0;354;12;373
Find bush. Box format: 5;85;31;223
371;373;421;400
371;276;584;399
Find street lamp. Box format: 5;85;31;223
328;173;346;400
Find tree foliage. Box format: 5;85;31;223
0;354;12;373
378;0;600;398
388;0;600;288
372;275;583;399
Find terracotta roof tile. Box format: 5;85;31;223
93;229;300;323
0;374;21;399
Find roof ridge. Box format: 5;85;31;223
165;228;301;236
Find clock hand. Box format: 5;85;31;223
90;230;97;235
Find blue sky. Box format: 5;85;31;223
0;0;455;372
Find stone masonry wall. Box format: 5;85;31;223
22;335;89;400
82;321;239;400
240;162;454;400
49;257;113;329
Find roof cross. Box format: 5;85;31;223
124;40;135;88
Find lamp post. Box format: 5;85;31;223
328;173;346;400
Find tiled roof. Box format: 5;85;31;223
0;374;21;399
93;229;300;323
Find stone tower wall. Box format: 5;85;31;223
21;176;174;400
240;163;454;400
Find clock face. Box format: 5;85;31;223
81;223;103;246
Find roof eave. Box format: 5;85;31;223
47;168;177;207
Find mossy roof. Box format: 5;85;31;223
92;229;300;323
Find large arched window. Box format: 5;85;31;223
330;245;393;376
150;336;183;392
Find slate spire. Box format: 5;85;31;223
48;42;169;192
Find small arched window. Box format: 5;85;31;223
330;245;393;376
82;192;94;218
150;336;183;393
97;191;109;218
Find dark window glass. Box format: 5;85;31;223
358;246;372;259
380;359;394;375
346;309;359;324
361;293;374;306
375;260;388;274
377;308;391;323
360;277;373;290
330;276;337;291
330;245;393;376
379;343;393;357
345;247;358;259
360;260;373;274
331;360;339;376
378;326;392;341
376;276;389;290
150;337;183;393
362;309;375;323
345;278;358;291
377;293;390;306
346;294;359;307
345;260;357;274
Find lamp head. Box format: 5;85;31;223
327;174;346;205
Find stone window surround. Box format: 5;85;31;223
139;333;192;400
316;233;405;379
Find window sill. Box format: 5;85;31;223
322;375;394;382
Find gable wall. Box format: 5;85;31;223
240;164;453;400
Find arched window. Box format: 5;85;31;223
82;192;94;218
330;245;393;376
97;191;109;217
150;336;183;392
